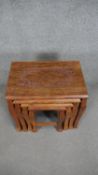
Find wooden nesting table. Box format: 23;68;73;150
6;61;88;132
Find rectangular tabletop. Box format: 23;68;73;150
6;61;88;100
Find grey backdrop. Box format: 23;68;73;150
0;0;98;175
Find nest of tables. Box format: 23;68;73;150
6;61;88;132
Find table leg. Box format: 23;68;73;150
7;100;22;131
14;104;28;131
57;110;65;131
29;110;38;132
74;99;87;128
69;102;80;129
22;107;33;131
64;107;73;130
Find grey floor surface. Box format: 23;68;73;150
0;0;98;175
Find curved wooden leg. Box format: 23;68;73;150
64;107;73;130
14;104;28;131
74;99;87;128
69;102;80;129
22;107;33;131
7;100;22;131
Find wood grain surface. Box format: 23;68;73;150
6;61;88;100
6;61;88;132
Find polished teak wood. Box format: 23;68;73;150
6;61;88;132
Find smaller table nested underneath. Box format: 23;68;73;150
6;61;88;132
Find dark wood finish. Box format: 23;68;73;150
6;61;88;132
